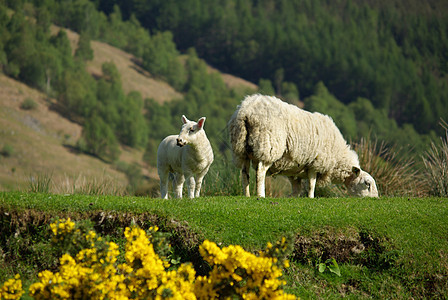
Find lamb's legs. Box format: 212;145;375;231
186;175;196;198
159;171;169;199
194;174;205;198
242;160;251;197
288;177;302;197
308;170;317;198
173;174;185;198
256;161;271;198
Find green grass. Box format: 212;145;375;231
1;192;447;298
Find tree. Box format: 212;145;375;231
116;91;148;148
305;82;357;140
58;65;97;119
79;114;121;162
142;31;183;89
258;79;275;95
75;31;94;62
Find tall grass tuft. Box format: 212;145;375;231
202;155;243;196
422;120;448;196
27;173;127;195
353;138;427;197
28;173;53;193
54;174;127;196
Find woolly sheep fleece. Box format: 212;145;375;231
228;94;378;198
157;115;214;199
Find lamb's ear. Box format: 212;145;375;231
182;115;189;124
352;166;361;177
197;117;206;130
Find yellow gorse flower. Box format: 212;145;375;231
3;220;297;299
0;274;24;300
196;240;295;299
50;218;75;237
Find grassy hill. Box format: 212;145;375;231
1;192;447;298
0;27;257;193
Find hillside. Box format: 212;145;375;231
0;73;127;192
0;27;257;193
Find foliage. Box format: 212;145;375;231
1;0;447;197
109;0;448;137
0;144;14;157
422;121;448;196
1;193;448;298
142;31;186;91
79;114;121;162
197;237;294;299
20;97;38;110
114;161;144;195
74;31;94;62
258;78;275;95
0;218;296;299
353;138;427;197
200;154;243;197
57;63;98;119
305;81;357;140
318;258;341;277
28;173;53;194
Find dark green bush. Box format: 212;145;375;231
0;144;14;157
20;98;38;110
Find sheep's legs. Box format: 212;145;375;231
242;161;251;197
256;161;271;198
308;170;317;198
173;174;185;198
288;177;302;197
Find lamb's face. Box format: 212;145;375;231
176;115;206;147
347;168;379;197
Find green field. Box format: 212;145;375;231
1;192;447;298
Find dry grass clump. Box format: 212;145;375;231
353;138;428;197
28;173;127;196
422;120;448;197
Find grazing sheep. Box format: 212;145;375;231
228;94;378;198
157;115;214;199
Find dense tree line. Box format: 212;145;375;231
0;1;247;165
0;0;443;168
96;0;448;137
1;1;149;161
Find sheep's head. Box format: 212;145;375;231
176;115;206;147
346;167;379;197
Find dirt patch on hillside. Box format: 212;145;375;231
57;27;258;102
52;26;183;103
0;74;128;191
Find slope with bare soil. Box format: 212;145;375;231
54;26;184;104
0;74;128;192
0;27;258;193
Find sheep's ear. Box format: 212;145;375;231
182;115;189;124
197;117;206;130
352;166;361;177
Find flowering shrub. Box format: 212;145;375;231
196;238;295;299
0;218;296;299
0;275;24;300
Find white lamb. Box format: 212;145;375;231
157;115;214;199
228;94;378;198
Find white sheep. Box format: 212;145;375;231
228;94;378;198
157;115;214;199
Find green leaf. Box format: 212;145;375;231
318;263;326;273
327;258;341;277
